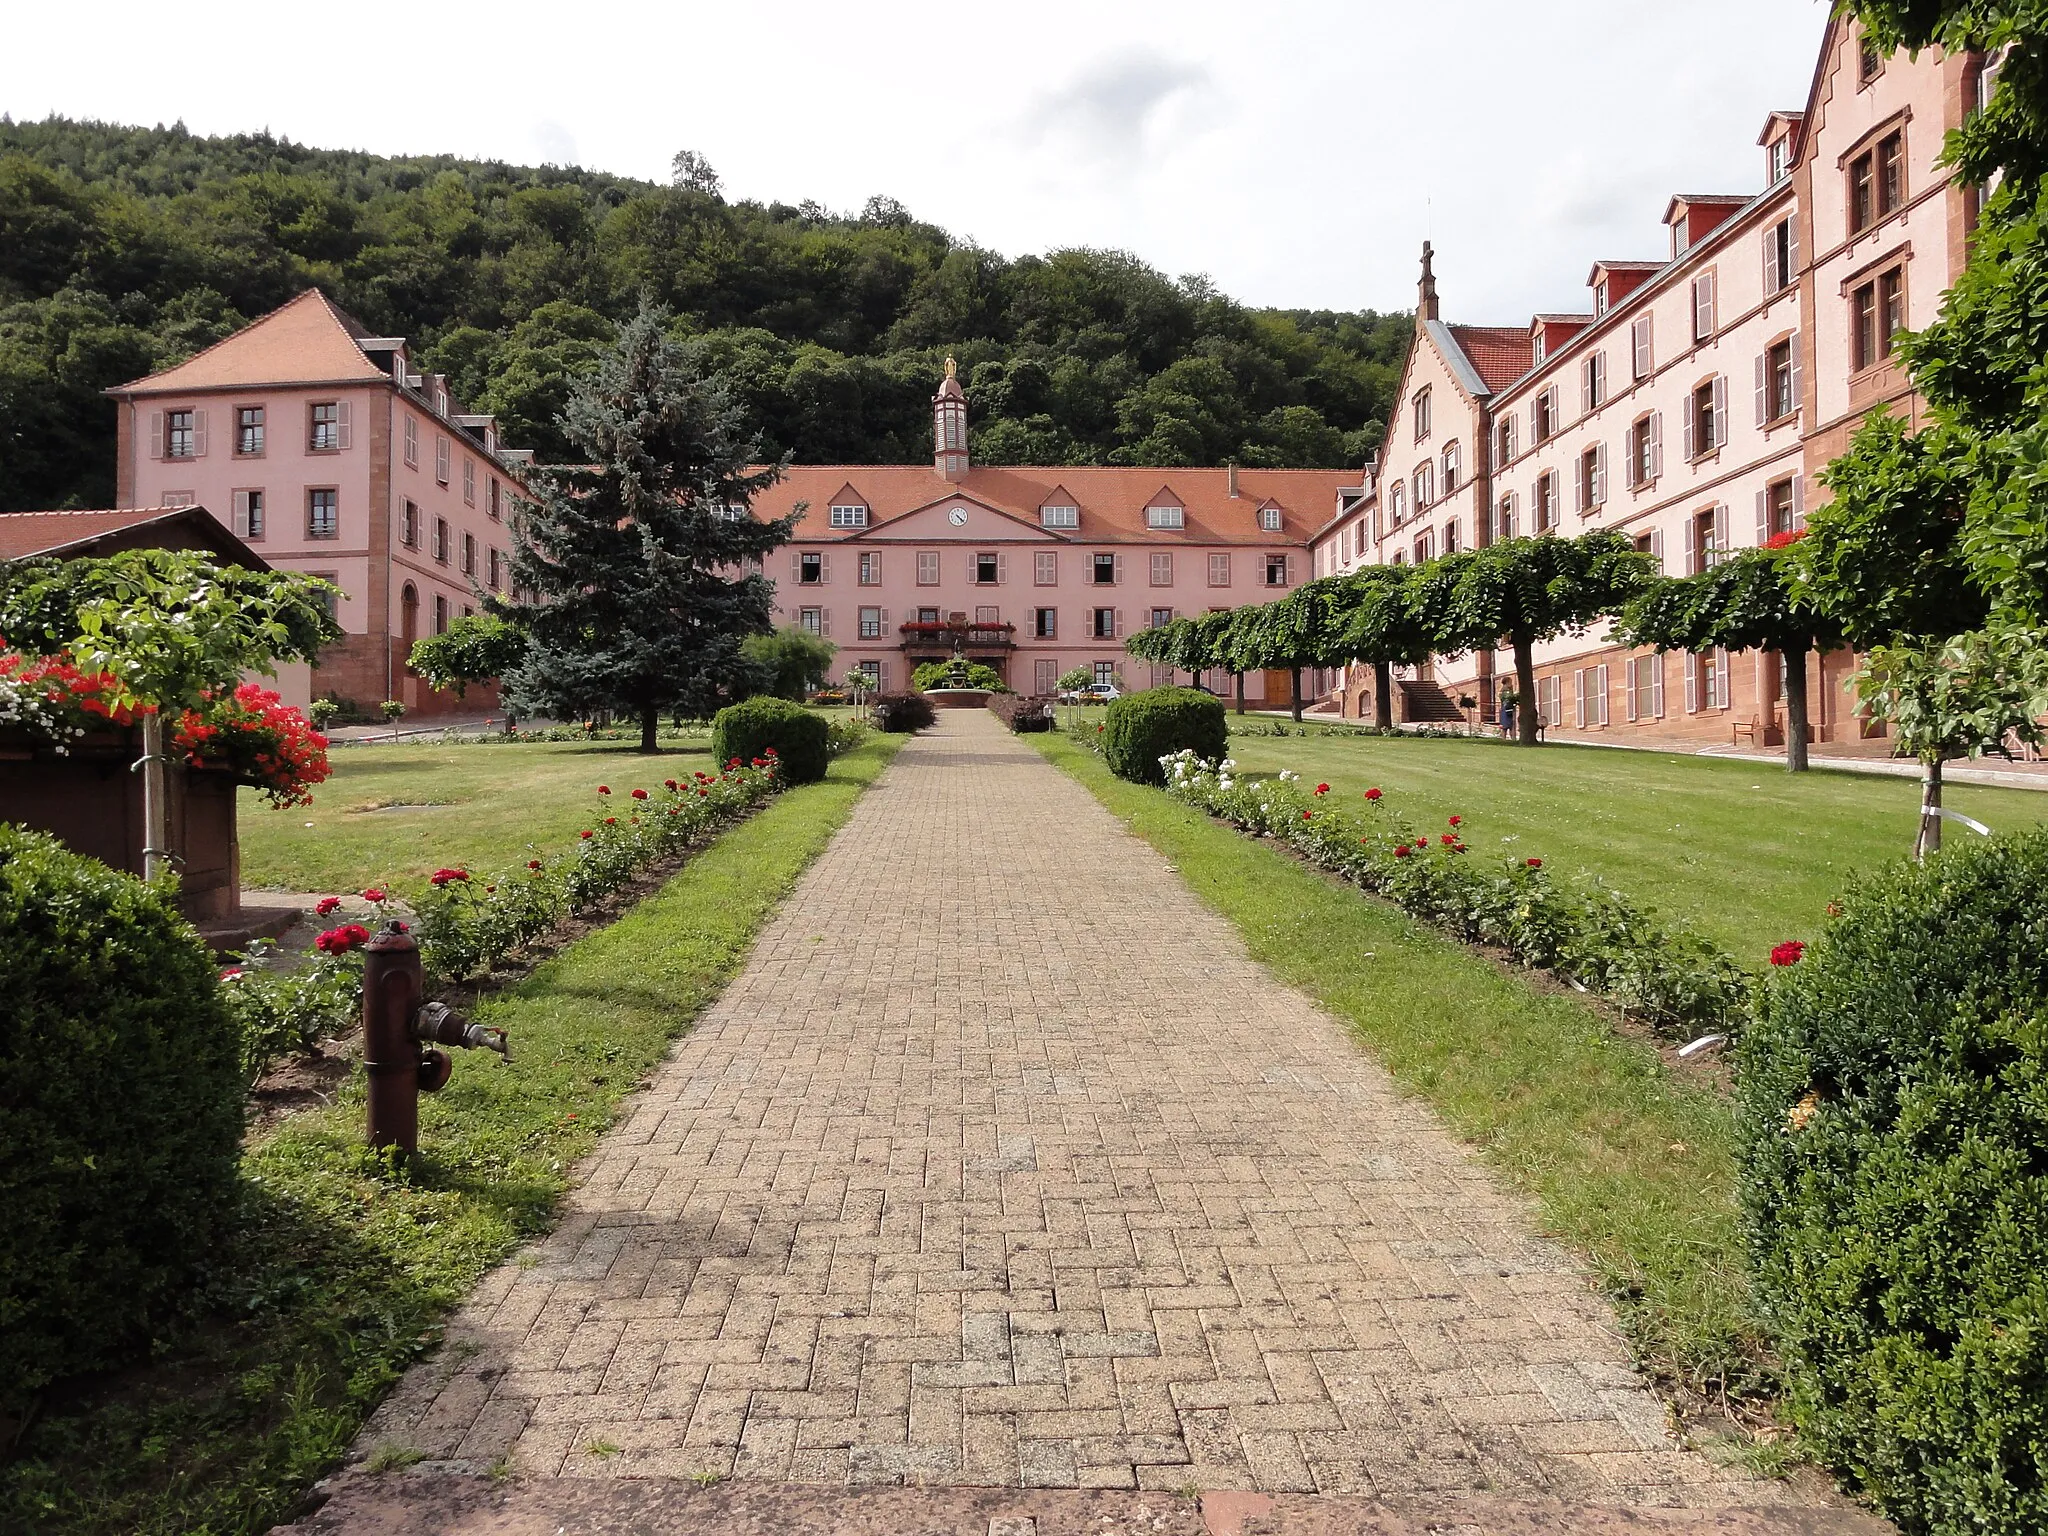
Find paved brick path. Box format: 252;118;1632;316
361;711;1801;1506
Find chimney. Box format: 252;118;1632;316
932;356;970;482
1228;462;1239;498
1418;241;1440;327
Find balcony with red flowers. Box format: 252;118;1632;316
897;618;1017;657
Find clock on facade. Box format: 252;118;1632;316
948;508;968;526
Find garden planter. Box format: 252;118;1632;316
921;688;992;710
0;729;241;922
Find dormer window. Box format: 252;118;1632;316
1532;333;1547;367
1594;280;1610;316
1673;220;1690;258
1040;503;1079;529
828;503;869;528
1259;506;1283;532
1767;136;1792;184
1145;505;1185;530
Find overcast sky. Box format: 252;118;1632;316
4;0;1831;325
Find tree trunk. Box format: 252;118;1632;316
1515;638;1540;746
1782;647;1811;773
1234;671;1245;716
1915;757;1944;861
1289;666;1304;723
639;702;659;754
1373;661;1394;730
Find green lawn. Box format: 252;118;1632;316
2;736;903;1536
239;738;722;894
1215;726;2048;956
1034;734;1781;1434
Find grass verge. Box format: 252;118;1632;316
2;734;903;1536
1032;733;1774;1433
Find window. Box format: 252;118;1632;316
1536;471;1559;533
1338;525;1351;566
462;532;476;576
967;551;996;585
1849;132;1903;236
1691;505;1730;572
1534;387;1557;443
1687;647;1732;711
160;490;196;508
1533;332;1548;366
1040;504;1079;529
309;402;341;452
1149;551;1173;585
488;547;501;590
829;503;869;528
1094;660;1118;686
308;575;339;622
1687;377;1726;458
1581;351;1606;412
1033;607;1057;639
1442;441;1460;494
1626;413;1661;489
1768;135;1792;184
1761;477;1799;540
1537;673;1561;728
403;415;419;467
1442;519;1460;554
434;517;449;562
1495;493;1517;541
1859;31;1883;86
1577;444;1606;513
917;607;940;623
434;435;450;485
400;500;419;547
165;408;202;459
1092;607;1117;639
857;551;882;585
1627;653;1666;720
1594;278;1610;316
1412;531;1433;564
858;606;883;640
235;406;264;457
307;488;339;539
1760;338;1797;423
1265;554;1290;587
1414;460;1436;509
1145;505;1185;530
1413;386;1431;441
1764;216;1797;294
1692;271;1717;341
1852;269;1906;370
462;459;475;507
434;595;450;635
487;478;500;520
1573;665;1610;727
798;607;823;635
1631;316;1654;380
1207;552;1232;587
1027;550;1053;586
917;551;940;585
800;551;824;584
1498;416;1517;464
231;489;264;540
859;660;883;690
1150;607;1174;629
1259;505;1283;532
1093;553;1117;585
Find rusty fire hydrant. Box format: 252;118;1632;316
363;919;509;1154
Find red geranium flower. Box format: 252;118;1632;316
1415;839;1429;850
698;787;709;797
362;887;387;903
529;859;543;870
1302;810;1314;821
1441;834;1456;846
314;922;371;955
219;966;242;980
1770;940;1807;967
315;896;341;916
630;787;648;800
763;746;778;756
1393;844;1411;859
1448;815;1461;826
429;867;469;887
664;779;679;791
580;829;593;840
1526;857;1543;869
1364;787;1383;801
1314;783;1330;796
604;816;617;825
597;785;611;794
1764;528;1808;550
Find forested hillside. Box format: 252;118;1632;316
0;118;1410;511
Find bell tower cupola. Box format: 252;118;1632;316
933;356;969;481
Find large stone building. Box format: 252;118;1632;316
758;362;1357;700
109;291;534;716
1315;13;1994;748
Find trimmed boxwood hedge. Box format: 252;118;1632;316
0;824;244;1407
711;696;829;785
1102;686;1227;785
871;692;936;733
1739;830;2048;1536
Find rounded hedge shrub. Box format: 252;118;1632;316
871;692;936;733
1102;686;1227;786
1739;830;2048;1536
0;824;244;1406
711;695;829;785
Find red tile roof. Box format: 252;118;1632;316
756;464;1356;545
0;506;269;568
1445;327;1535;394
110;290;389;395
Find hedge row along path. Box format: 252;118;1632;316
318;711;1877;1532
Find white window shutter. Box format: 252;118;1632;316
1597;665;1610;725
997;552;1008;584
337;401;353;450
1649;411;1664;479
1713;376;1729;444
191;409;208;457
823;554;835;584
880;607;889;626
1793;474;1806;529
1715;503;1731;560
1756;490;1770;545
1113;553;1125;585
821;607;832;638
1114;609;1124;638
1705;270;1717;332
1685;652;1700;711
1651;658;1665;717
1594;443;1606;506
1581;360;1592;413
1286;554;1299;585
1716;648;1732;709
1788;217;1801;279
1573;669;1585;727
1763;233;1780;295
1685;519;1699;576
149;411;165;460
1682;398;1695;461
231;489;250;537
1790;335;1803;423
1650;527;1664;569
1755;354;1769;426
1626;659;1639;721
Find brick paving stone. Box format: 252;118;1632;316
354;711;1814;1505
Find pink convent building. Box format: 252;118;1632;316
1313;13;1997;749
110;291;534;717
757;361;1356;701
